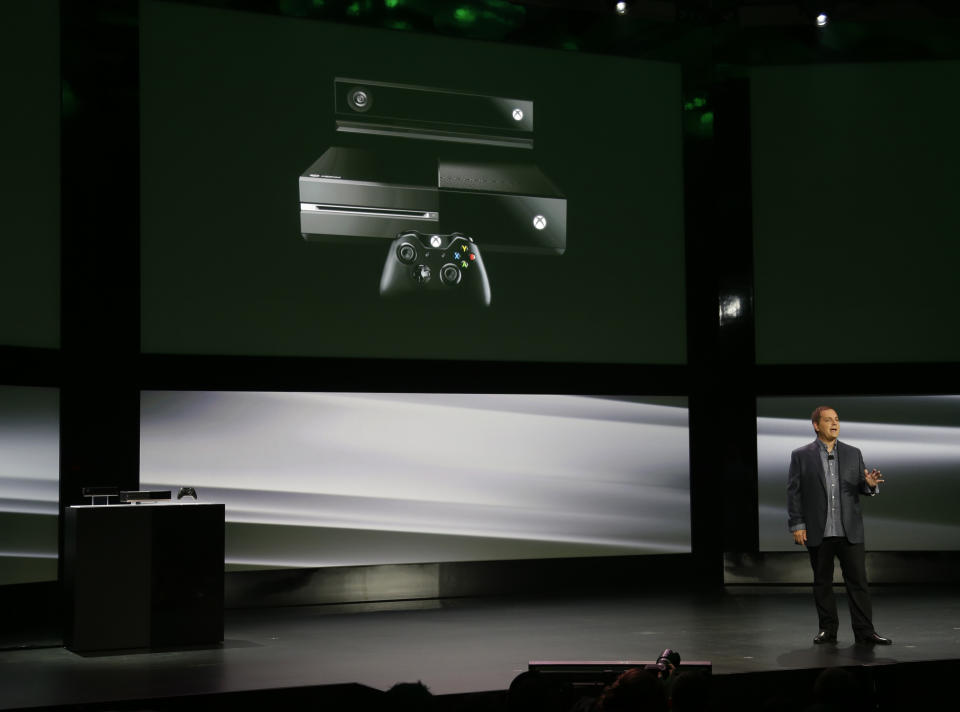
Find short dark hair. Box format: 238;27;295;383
811;406;837;426
596;669;667;712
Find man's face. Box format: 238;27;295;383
814;409;840;442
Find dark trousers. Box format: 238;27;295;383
807;536;874;636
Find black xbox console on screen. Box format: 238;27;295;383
299;147;565;254
438;158;565;255
380;231;491;306
299;147;440;242
299;77;565;254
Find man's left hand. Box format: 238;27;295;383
865;468;885;488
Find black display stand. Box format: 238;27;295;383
64;502;224;652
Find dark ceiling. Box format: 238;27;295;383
165;0;960;66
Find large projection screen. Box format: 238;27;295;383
0;386;59;586
752;61;960;364
140;393;691;569
757;395;960;552
140;1;686;364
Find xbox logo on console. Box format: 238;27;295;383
512;108;524;121
532;215;547;230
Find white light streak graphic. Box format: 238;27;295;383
140;392;692;568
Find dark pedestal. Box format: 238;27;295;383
64;502;224;652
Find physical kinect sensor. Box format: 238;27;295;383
335;77;534;149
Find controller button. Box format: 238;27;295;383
469;253;476;261
430;235;443;248
397;242;417;264
414;265;431;284
440;263;461;286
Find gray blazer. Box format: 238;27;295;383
787;440;876;548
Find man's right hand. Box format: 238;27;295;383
793;529;807;546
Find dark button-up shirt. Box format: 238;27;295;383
817;438;845;538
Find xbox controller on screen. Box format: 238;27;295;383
379;231;491;306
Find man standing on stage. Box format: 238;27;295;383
787;406;892;645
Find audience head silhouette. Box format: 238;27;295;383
385;681;434;712
595;668;668;712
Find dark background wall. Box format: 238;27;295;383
2;0;960;623
0;0;60;350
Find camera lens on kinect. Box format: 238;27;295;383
347;87;372;112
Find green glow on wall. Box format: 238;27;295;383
454;6;478;24
346;2;360;16
384;0;400;8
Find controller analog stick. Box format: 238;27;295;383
397;242;417;264
440;263;461;286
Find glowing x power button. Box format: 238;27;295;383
532;215;547;230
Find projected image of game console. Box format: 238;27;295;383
298;78;566;303
299;146;566;255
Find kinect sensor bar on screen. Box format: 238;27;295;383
334;77;534;148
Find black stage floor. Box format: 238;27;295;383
2;585;959;710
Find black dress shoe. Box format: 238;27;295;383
813;631;837;644
855;632;892;645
